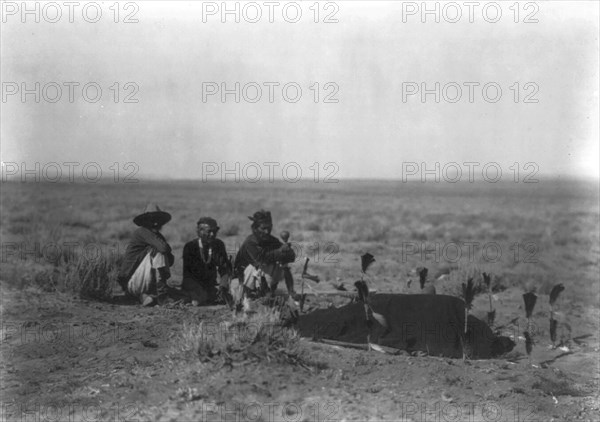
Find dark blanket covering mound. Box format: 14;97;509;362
297;294;514;359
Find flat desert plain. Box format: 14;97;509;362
1;179;599;421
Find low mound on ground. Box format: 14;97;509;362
297;294;515;359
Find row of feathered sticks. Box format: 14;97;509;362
464;273;565;361
355;253;566;361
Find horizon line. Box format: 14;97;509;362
1;175;599;184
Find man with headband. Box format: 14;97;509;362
233;209;296;299
182;217;232;306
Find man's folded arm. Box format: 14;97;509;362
247;239;294;264
280;246;296;264
134;228;172;253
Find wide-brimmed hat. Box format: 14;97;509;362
133;204;172;227
197;216;219;230
248;209;272;225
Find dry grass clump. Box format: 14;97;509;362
441;263;486;297
220;223;240;237
61;252;122;300
8;248;122;301
532;374;591;397
176;306;325;370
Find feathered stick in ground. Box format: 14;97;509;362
279;231;295;296
482;272;496;327
418;267;428;290
361;253;375;278
355;253;388;348
549;284;565;348
523;291;537;365
461;278;475;360
296;257;320;311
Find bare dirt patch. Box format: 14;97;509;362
2;284;598;421
2;180;599;421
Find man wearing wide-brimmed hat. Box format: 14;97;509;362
181;216;232;306
232;210;296;301
117;204;175;306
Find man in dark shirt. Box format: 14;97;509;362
117;204;175;306
233;210;296;299
182;217;231;306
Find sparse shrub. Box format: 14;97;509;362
410;231;428;241
490;274;509;293
116;229;131;240
354;354;369;366
444;264;485;298
64;219;92;229
60;251;122;300
21;223;65;257
532;374;589;397
364;225;388;242
305;222;321;232
443;375;462;386
175;306;325;370
178;307;293;357
221;224;240;237
8;223;29;235
35;269;60;292
423;213;445;227
1;239;122;300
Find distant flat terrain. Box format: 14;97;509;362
1;179;598;421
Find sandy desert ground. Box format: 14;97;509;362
1;178;599;421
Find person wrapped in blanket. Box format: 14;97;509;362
117;204;175;307
232;210;297;303
182;217;232;306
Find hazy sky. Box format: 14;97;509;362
2;1;598;181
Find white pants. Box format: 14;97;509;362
127;252;169;299
230;263;285;303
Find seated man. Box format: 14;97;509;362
117;204;175;306
233;210;296;300
182;217;231;306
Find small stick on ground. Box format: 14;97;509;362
462;278;474;360
523;291;537;366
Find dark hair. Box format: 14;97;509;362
248;210;272;226
196;217;219;230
